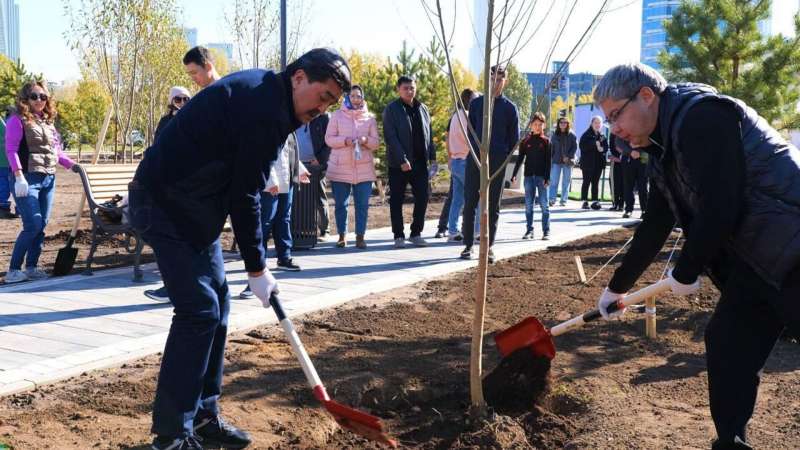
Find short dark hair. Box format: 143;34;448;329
531;111;546;124
460;88;475;110
286;48;352;93
183;46;213;67
490;65;506;75
396;75;415;87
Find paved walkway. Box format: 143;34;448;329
0;200;636;396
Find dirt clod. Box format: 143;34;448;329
483;348;552;414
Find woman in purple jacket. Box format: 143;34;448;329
5;81;78;283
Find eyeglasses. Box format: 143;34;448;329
605;93;638;126
28;93;48;102
173;96;190;104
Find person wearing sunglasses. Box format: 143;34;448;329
594;63;800;450
154;86;191;142
4;81;80;284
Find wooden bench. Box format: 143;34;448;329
75;164;145;281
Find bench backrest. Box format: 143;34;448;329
82;164;139;203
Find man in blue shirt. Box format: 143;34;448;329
129;48;350;450
460;65;520;263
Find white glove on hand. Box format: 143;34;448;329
248;270;279;308
667;268;700;296
14;174;28;197
598;288;626;320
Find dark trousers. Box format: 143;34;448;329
260;186;293;261
388;163;429;238
462;152;506;247
580;165;603;202
129;184;229;438
437;177;453;232
611;162;623;208
304;163;329;234
623;159;648;213
706;260;800;448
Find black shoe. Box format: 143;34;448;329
542;231;550;240
151;436;204;450
522;230;533;240
591;201;601;210
460;246;473;260
194;415;252;449
581;201;590;209
434;229;446;239
0;207;17;219
277;258;301;271
144;286;170;302
622;212;632;219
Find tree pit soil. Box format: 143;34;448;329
2;227;800;449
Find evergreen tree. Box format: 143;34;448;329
659;0;800;127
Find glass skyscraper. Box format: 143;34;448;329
640;1;682;70
0;0;19;62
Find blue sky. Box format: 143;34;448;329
23;0;800;84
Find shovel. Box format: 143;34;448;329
495;279;672;359
52;197;84;276
269;292;397;447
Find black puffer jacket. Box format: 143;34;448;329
578;128;607;170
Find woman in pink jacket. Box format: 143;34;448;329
324;85;379;249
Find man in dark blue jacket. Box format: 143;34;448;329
382;75;437;248
128;48;350;450
594;63;800;450
460;65;520;263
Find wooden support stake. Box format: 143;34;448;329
645;297;657;339
574;255;587;284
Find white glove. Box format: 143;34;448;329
248;270;279;308
14;174;28;197
666;268;700;296
598;288;627;320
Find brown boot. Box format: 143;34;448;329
355;234;367;249
336;233;346;248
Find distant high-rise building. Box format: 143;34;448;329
183;27;198;48
469;0;488;76
640;0;681;70
0;0;19;62
206;42;234;62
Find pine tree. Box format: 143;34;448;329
659;0;800;127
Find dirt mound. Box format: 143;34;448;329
483;348;552;414
449;414;532;449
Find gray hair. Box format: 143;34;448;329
591;115;603;124
593;63;667;104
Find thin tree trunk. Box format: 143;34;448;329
469;0;495;419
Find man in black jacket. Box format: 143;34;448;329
383;75;437;248
594;63;800;450
129;48;350;450
460;65;520;263
296;113;331;238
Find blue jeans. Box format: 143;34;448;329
524;176;550;233
128;183;230;438
260;187;293;261
0;167;11;209
331;181;372;236
447;158;467;234
9;172;55;270
549;163;572;204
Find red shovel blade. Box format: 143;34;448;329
323;399;397;447
494;317;556;360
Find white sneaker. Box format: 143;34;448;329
24;267;48;280
408;236;428;247
394;238;405;249
4;269;28;284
